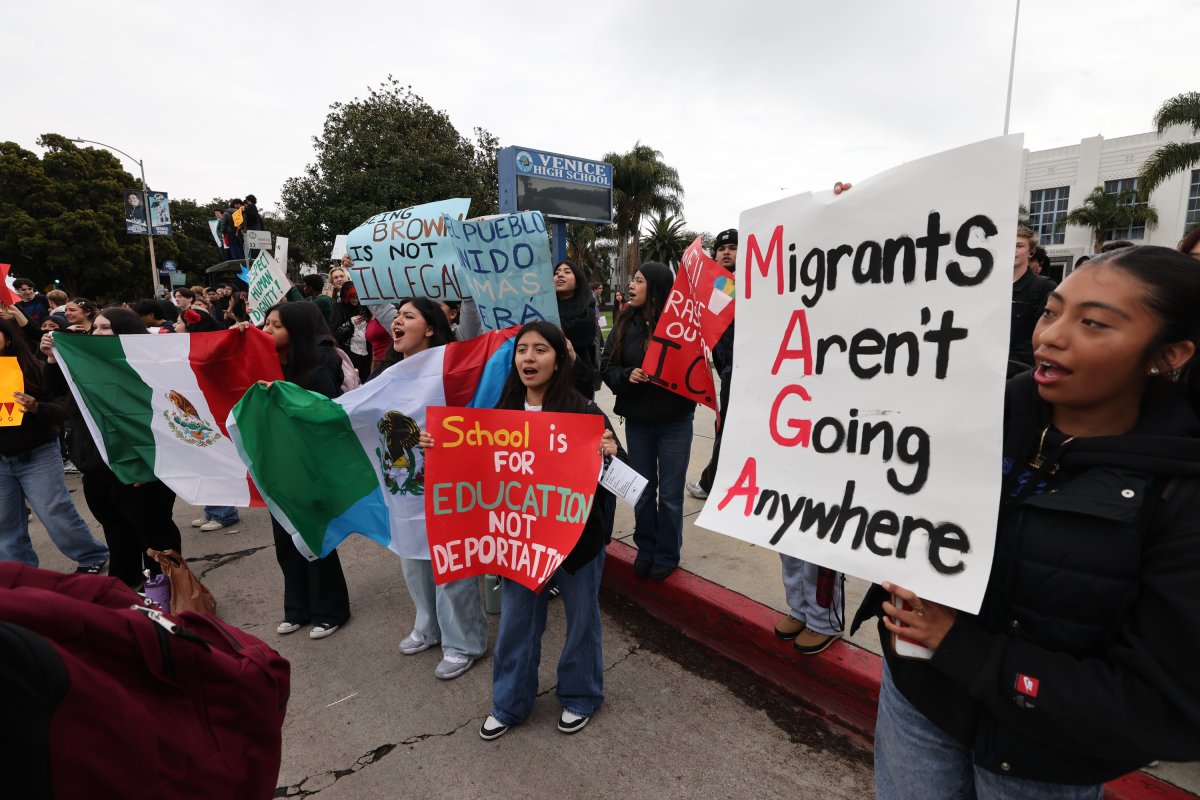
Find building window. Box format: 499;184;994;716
1103;177;1147;241
1028;186;1069;245
1186;169;1200;232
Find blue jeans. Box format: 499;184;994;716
625;416;693;567
400;558;488;659
204;505;240;525
491;549;605;726
0;441;108;568
875;663;1103;800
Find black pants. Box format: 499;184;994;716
698;374;732;494
82;468;182;587
271;516;350;627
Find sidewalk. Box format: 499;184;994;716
595;390;1200;799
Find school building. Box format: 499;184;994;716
1021;124;1200;281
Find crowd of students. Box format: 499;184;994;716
3;225;1200;797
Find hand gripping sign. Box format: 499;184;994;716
424;406;602;591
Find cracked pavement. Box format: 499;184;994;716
30;474;874;799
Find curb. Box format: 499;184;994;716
602;540;1195;800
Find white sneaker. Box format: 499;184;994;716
63;460;80;475
309;623;339;640
199;520;227;531
434;653;475;680
399;631;433;655
277;621;302;635
685;481;709;499
190;518;206;528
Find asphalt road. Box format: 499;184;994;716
27;476;875;799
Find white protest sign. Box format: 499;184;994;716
273;236;289;270
246;251;291;326
696;135;1023;614
330;234;348;262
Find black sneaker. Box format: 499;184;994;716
480;715;509;741
558;709;591;734
75;560;108;575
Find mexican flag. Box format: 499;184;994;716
53;328;283;505
228;327;519;560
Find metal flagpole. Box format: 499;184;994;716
1003;0;1022;135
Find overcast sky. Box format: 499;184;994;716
3;1;1194;238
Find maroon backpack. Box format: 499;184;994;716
0;563;290;800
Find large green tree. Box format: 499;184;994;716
1061;186;1159;253
280;78;500;260
603;143;684;281
0;134;184;299
1139;91;1200;197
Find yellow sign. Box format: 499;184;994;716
232;207;245;228
0;357;25;427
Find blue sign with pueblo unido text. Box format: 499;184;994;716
444;211;561;332
344;199;471;302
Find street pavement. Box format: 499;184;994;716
29;469;874;798
21;383;1199;797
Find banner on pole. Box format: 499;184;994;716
424;406;602;590
208;219;223;248
344;199;470;302
696;135;1023;614
148;192;172;236
444;211;560;332
640;237;735;410
124;190;148;235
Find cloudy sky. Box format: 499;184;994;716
3;1;1193;237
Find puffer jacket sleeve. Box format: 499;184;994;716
930;478;1200;765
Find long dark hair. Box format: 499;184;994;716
606;261;673;367
1085;245;1200;409
268;301;334;385
1178;225;1200;257
496;321;588;414
0;318;43;390
97;306;149;335
555;260;596;324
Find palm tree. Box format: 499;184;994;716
603;143;684;281
1060;186;1159;253
565;223;616;285
641;212;689;267
1139;91;1200;197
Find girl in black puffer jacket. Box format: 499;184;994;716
855;246;1200;797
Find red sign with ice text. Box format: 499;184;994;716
424;406;603;591
640;238;735;410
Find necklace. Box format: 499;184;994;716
1027;424;1076;475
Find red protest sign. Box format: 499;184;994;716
424;406;603;591
640;237;736;410
0;265;19;307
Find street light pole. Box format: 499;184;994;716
1002;0;1022;136
69;138;159;296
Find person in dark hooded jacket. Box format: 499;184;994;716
855;246;1200;797
553;259;601;399
602;262;695;580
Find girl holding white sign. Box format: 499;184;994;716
855;246;1200;798
601;261;695;580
